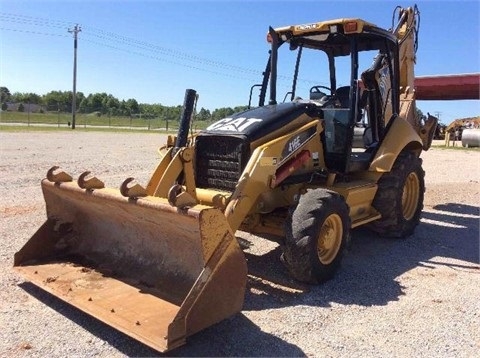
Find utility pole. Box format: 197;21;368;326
68;24;81;129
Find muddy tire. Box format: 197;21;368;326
368;151;425;237
282;189;350;284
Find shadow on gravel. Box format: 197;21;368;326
433;202;479;216
242;202;479;310
169;314;306;357
18;282;305;357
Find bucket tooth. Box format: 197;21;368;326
77;171;105;190
120;177;147;198
167;184;196;208
46;166;72;183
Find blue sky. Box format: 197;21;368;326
1;0;479;124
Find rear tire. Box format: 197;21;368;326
282;189;350;284
368;151;425;237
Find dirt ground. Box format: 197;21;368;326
0;132;479;357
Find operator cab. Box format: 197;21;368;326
257;18;400;174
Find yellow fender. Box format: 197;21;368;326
369;117;423;172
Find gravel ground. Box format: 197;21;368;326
0;131;479;357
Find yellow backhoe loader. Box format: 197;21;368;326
14;5;438;352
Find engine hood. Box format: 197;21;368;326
201;102;314;142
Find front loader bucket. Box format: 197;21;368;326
14;179;247;352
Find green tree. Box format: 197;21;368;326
42;91;60;110
172;105;182;121
87;93;107;113
76;92;85;111
1;87;11;102
197;107;211;121
119;100;128;116
211;107;235;121
105;95;120;115
1;102;7;111
78;98;89;113
233;105;249;113
139;103;158;119
126;98;139;115
11;92;27;103
43;91;71;111
0;87;258;120
23;92;42;105
32;93;42;104
17;103;25;112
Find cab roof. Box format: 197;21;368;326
273;18;397;56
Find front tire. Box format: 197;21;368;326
282;189;350;284
368;151;425;237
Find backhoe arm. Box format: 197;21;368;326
393;5;437;150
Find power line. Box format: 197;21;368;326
0;12;74;27
2;12;297;80
80;37;263;83
0;17;70;29
82;27;261;76
80;26;320;86
0;27;69;38
2;12;319;97
1;12;263;77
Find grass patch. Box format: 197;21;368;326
0;124;170;134
0;111;215;132
431;144;479;151
0;125;72;132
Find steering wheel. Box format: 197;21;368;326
310;85;333;95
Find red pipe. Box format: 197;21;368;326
415;73;480;100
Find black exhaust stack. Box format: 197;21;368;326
173;89;197;157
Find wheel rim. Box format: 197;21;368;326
402;172;420;220
317;213;343;265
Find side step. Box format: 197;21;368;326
351;212;381;228
329;180;380;227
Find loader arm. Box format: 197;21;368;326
225;120;324;232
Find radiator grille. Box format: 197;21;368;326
195;135;250;191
